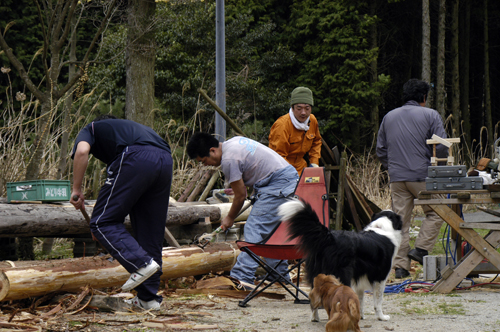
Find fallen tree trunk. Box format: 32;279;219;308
0;242;239;302
0;202;221;237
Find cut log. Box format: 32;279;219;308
171;201;252;223
0;243;239;302
0;202;221;238
210;200;252;222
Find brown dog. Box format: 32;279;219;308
310;274;362;332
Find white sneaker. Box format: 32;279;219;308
125;296;161;310
122;259;160;292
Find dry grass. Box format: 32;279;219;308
0;73;217;200
347;148;392;210
0;73;104;197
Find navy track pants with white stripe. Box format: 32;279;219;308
90;145;172;302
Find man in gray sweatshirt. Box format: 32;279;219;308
376;79;447;278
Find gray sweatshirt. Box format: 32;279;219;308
376;101;448;182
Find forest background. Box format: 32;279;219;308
1;0;500;205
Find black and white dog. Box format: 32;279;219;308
280;200;402;321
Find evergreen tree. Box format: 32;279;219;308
285;0;390;151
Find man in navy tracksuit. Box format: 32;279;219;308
70;115;172;310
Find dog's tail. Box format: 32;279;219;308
279;199;331;256
347;298;361;323
326;301;362;332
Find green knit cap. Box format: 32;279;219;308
290;87;314;106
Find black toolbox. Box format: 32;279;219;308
425;176;483;190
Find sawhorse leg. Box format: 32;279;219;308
432;231;500;293
430;205;500;268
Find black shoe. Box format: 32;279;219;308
408;248;428;265
395;268;410;279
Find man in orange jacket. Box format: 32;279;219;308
268;87;322;175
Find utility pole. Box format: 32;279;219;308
215;0;226;142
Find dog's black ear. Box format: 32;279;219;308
370;210;392;221
371;210;403;230
390;213;403;231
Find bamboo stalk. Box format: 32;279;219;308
198;171;220;202
197;89;246;137
178;170;203;202
187;170;214;202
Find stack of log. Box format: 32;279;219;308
0;243;239;302
177;168;220;203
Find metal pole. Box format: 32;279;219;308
215;0;226;142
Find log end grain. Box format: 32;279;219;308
0;272;10;301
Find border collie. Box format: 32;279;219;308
280;200;402;321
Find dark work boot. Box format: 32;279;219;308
408;248;428;265
395;268;410;279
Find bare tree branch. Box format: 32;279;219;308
60;3;85;72
57;0;119;99
0;31;46;102
55;0;78;50
33;0;50;76
47;1;61;42
53;0;68;42
82;0;118;64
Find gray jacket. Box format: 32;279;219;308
376;101;448;182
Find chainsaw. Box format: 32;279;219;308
195;198;254;248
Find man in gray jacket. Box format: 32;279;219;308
377;79;447;278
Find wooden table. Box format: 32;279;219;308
415;189;500;293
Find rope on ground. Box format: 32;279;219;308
385;278;500;293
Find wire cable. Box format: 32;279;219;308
384;279;412;293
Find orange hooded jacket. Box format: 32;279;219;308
268;113;322;175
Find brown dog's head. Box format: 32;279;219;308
313;273;343;289
310;274;343;311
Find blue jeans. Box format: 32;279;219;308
230;165;299;283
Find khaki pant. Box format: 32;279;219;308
390;181;444;270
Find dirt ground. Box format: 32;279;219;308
4;209;500;331
12;276;499;332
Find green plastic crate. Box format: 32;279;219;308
7;180;71;202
